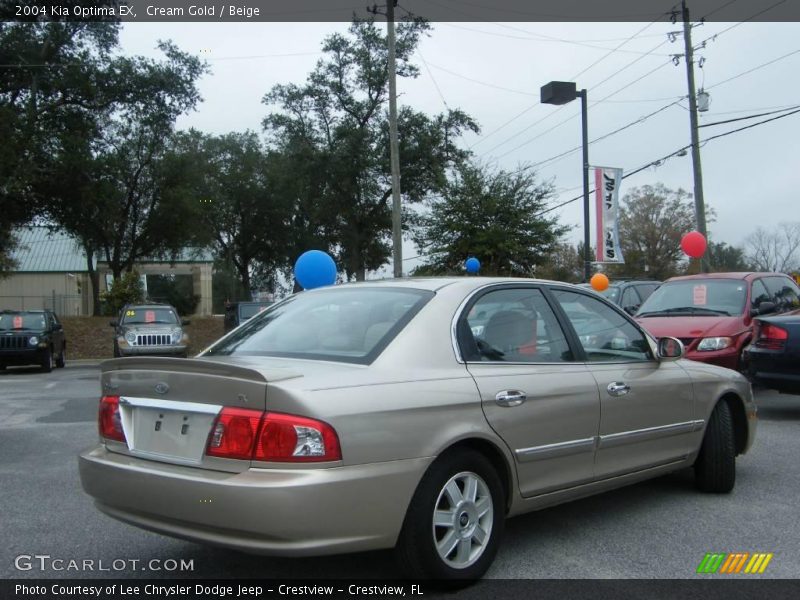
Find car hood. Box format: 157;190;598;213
636;315;748;339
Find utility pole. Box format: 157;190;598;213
682;0;708;270
386;0;403;278
579;89;591;283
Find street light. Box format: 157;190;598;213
540;81;591;283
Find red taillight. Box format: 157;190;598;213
205;409;341;462
756;323;789;350
206;407;263;460
98;395;126;443
254;413;341;462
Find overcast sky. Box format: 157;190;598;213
119;18;800;274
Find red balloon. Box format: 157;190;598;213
681;231;707;258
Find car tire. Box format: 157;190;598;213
694;401;736;493
55;345;66;368
40;348;53;373
395;449;505;582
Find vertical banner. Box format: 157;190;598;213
594;167;625;263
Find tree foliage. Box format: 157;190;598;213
263;18;478;280
536;242;586;283
706;241;752;272
173;130;291;297
611;184;698;280
745;223;800;273
412;163;569;276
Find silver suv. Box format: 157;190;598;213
110;304;189;358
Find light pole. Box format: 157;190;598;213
541;81;591;283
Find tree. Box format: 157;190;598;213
412;163;569;276
0;18;120;253
263;18;478;281
706;241;752;272
36;42;207;312
175;130;292;298
536;242;586;283
613;184;697;280
745;223;800;273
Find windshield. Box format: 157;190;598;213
637;279;747;317
121;307;179;325
205;287;434;364
0;313;47;331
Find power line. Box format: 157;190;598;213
534;105;800;218
698;104;800;127
438;22;668;44
415;49;449;109
705;48;800;90
423;61;537;97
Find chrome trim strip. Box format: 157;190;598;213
599;421;697;449
118;396;222;415
691;419;706;432
515;437;597;462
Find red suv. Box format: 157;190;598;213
635;272;800;371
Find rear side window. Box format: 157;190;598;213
620;287;642;310
636;283;659;300
751;279;770;310
205;288;433;364
460;287;573;363
764;277;800;311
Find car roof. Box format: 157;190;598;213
663;272;786;283
296;277;594;297
122;303;177;310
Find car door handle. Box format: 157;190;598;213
607;382;631;397
495;390;527;407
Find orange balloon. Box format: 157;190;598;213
590;273;609;292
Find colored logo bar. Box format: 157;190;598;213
697;552;773;574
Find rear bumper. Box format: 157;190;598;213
79;446;431;556
746;350;800;394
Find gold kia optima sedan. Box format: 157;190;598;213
79;278;756;580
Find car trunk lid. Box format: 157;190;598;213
100;357;302;471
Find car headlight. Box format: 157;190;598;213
171;328;182;344
28;336;38;346
697;337;733;351
125;331;136;344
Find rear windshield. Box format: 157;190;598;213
637;279;747;317
0;313;47;330
239;303;271;320
205;287;434;364
121;307;179;325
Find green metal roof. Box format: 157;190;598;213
10;227;90;273
10;227;214;273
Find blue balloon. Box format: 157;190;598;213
295;250;337;290
465;257;481;274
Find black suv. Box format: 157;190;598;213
578;280;661;315
0;310;67;372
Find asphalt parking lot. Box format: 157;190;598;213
1;363;799;580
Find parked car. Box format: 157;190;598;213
0;309;66;372
223;300;273;332
110;303;190;358
578;279;661;314
744;314;800;394
635;272;800;371
80;278;756;581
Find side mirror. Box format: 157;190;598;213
109;320;118;327
623;304;639;316
181;318;191;326
657;336;684;361
757;301;777;316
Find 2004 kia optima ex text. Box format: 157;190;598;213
79;278;757;580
